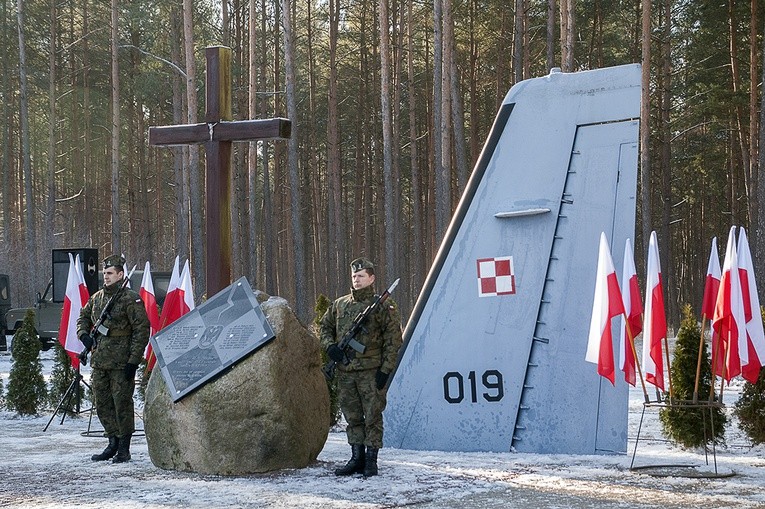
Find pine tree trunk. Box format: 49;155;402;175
728;0;751;224
756;31;765;300
407;0;425;303
281;0;307;320
433;0;444;241
183;0;204;298
17;0;38;297
546;0;555;71
640;0;652;254
261;0;276;295
110;0;121;254
247;0;259;287
46;0;56;252
748;0;758;240
380;0;396;281
1;0;9;248
327;0;344;298
170;6;188;262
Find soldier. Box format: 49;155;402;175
77;255;150;463
321;258;402;477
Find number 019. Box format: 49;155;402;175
443;370;504;403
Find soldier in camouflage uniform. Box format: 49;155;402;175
321;258;402;477
77;255;150;463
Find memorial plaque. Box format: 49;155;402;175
150;277;275;402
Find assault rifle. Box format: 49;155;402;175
79;265;137;365
322;278;400;381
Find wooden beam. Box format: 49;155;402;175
214;119;291;141
149;123;209;146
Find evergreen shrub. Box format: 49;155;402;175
48;343;84;415
314;294;340;426
6;310;48;415
659;304;726;447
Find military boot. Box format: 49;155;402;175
334;444;365;476
363;447;379;477
112;435;132;463
91;436;119;461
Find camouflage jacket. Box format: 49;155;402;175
77;280;150;369
320;285;402;373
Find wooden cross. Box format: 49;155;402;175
149;46;290;297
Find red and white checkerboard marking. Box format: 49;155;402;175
476;256;516;297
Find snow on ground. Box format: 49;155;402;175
1;345;764;508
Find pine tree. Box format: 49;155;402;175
6;310;48;415
314;294;340;426
47;343;82;415
659;304;726;447
733;306;765;444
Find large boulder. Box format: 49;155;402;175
144;293;330;475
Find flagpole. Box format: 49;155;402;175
663;335;674;402
718;323;732;404
693;314;708;403
708;320;722;401
624;315;650;403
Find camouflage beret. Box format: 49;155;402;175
351;257;374;273
102;255;126;270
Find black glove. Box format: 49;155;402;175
327;344;345;363
124;363;139;379
79;333;94;351
375;370;389;390
78;349;89;366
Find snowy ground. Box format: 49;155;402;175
1;345;764;508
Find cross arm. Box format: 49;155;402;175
214;118;291;142
149;118;291;147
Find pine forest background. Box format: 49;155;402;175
0;0;764;327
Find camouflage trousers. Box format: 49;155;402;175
92;368;136;438
337;369;387;448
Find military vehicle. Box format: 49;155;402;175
3;249;170;352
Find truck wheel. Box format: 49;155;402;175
38;334;54;351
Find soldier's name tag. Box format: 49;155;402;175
97;324;109;336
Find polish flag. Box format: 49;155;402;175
586;233;625;385
140;261;162;368
619;238;643;386
178;260;195;316
157;256;181;331
148;258;195;371
703;237;726;377
57;254;90;369
737;228;765;383
712;226;747;381
147;257;180;371
642;231;667;391
701;237;721;319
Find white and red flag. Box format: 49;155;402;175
737;228;765;383
178;260;195;316
586;232;625;385
642;231;667;391
148;257;179;371
712;226;747;381
701;237;721;320
157;256;181;331
702;237;725;376
139;261;161;336
148;257;195;371
57;254;90;369
619;238;643;386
